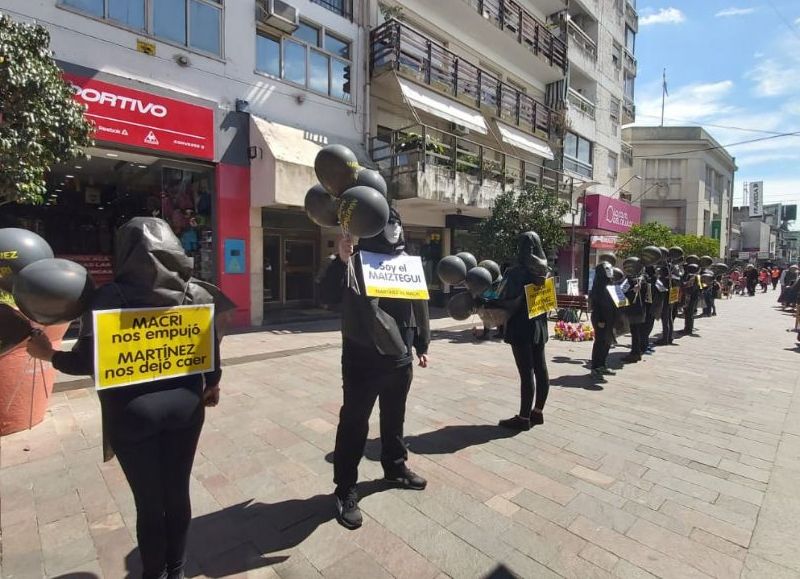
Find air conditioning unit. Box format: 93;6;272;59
450;123;470;136
256;0;299;34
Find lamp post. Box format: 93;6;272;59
570;180;600;290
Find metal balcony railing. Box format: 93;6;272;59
621;141;633;166
622;96;636;123
567;20;597;62
563;156;593;179
623;48;637;75
625;0;638;31
371;20;555;138
567;88;596;119
370;123;574;202
465;0;568;72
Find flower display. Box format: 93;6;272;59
553;320;595;342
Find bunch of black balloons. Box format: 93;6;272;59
0;228;94;356
304;144;391;239
436;252;502;321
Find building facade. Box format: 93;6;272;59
730;203;797;264
620;126;737;258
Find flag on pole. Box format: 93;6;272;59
662;69;668;97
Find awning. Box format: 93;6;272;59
250;116;371;208
496;122;555;160
397;78;488;134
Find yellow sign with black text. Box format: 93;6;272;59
93;304;215;390
360;251;430;300
669;287;680;304
525;278;557;319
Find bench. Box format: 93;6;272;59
554;294;590;321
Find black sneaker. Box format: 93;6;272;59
498;415;531;431
529;411;544;426
384;465;427;490
335;486;362;530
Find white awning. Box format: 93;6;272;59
397;78;488;134
496;122;555;160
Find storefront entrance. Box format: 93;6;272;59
262;210;319;310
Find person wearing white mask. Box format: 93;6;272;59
318;208;431;530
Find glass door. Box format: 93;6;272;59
284;238;316;305
263;234;281;306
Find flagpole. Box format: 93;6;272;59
660;68;666;127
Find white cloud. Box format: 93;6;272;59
639;8;686;26
746;35;800;97
715;7;756;17
636;80;737;123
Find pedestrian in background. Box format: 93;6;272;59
771;266;781;291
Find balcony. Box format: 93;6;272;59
622;97;636;124
370;123;574;210
621;141;633;167
567;20;598;64
567;88;595;119
563;155;593;179
623;48;637;75
371;20;554;139
625;0;638;32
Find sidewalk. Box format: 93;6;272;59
2;291;800;578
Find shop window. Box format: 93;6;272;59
256;20;352;101
61;0;223;56
311;0;352;19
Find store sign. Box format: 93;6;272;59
590;235;618;250
584;195;641;233
749;182;763;218
64;73;214;161
59;254;114;286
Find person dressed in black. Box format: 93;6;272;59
318;209;431;530
744;265;758;297
621;258;646;363
27;218;230;579
640;265;660;355
655;265;674;345
495;232;550;431
681;264;701;335
589;261;618;382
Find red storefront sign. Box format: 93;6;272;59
58;254;114;286
584;194;641;234
590;235;619;250
64;73;215;161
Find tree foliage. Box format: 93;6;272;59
616;222;719;258
476;186;569;263
0;13;93;205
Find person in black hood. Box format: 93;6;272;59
589;261;618;381
27;218;232;579
655;265;675;345
494;232;550;431
318;208;431;530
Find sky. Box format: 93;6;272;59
632;0;800;214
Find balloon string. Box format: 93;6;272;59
40;359;49;399
4;355;35;414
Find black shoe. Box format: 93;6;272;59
591;368;608;383
335;486;362;529
499;415;531;431
622;355;641;363
529;411;544;426
384;465;427;490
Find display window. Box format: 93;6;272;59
404;227;443;290
0;147;216;285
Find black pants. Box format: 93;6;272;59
591;326;612;369
108;387;205;579
511;341;549;416
773;279;779;290
334;364;412;493
629;324;644;358
641;315;655;351
684;297;698;333
661;304;674;343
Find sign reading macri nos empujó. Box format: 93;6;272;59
93;304;215;390
65;73;215;160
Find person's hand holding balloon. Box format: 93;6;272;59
26;331;54;362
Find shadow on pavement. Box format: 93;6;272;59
324;424;521;464
549;374;604;391
432;329;502;345
552;355;589;366
52;575;99;579
123;481;392;578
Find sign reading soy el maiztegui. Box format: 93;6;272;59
360;250;429;300
93;304;215;390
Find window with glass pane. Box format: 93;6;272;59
311;0;350;17
63;0;103;16
331;59;351;100
154;0;187;45
577;137;591;164
564;133;577;157
325;33;350;58
625;26;635;53
189;0;221;54
294;22;321;46
108;0;145;29
257;34;281;77
608;153;618;177
284;40;307;85
309;50;330;95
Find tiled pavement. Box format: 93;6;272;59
2;292;800;578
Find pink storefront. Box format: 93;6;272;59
558;195;641;293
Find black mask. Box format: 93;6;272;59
358;208;405;255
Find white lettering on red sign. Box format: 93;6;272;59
71;85;168;118
606;205;633;229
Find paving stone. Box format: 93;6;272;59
659;500;752;547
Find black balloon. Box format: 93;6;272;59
456;252;478;271
315;144;359;196
0;304;33;358
354;168;388;197
447;291;475;321
641;246;662;266
711;262;729;275
612;268;625;283
466;266;493;296
304;184;339;228
668;246;684;263
477;260;501;282
0;228;54;292
699;255;713;268
337;186;390;238
659;247;669;262
598;253;617;267
686;263;700;275
622;256;643;276
437;255;467;285
12;259;95;325
685;254;700;266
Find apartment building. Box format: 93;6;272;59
621;126;737;258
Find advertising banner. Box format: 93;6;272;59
749;182;763;218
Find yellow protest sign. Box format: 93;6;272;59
525;277;557;319
669;287;680;304
93;304;215;390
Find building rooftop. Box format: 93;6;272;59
622;126;736;166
